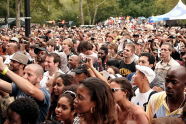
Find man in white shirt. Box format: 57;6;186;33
131;65;156;110
40;53;64;88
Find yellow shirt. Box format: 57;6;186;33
146;91;183;122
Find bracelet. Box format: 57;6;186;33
2;67;8;75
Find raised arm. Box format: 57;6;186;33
0;79;12;93
6;69;45;101
0;57;45;101
85;58;109;86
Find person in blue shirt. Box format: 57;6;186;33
0;57;50;123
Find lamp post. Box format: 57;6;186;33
24;0;30;37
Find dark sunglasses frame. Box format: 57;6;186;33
111;88;124;92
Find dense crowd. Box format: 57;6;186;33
0;17;186;124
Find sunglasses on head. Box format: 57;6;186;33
111;88;124;92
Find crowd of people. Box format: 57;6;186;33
0;17;186;124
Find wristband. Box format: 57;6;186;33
2;67;8;75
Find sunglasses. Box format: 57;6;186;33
111;88;124;92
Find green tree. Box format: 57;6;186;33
1;0;186;25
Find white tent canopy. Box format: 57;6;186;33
149;0;186;22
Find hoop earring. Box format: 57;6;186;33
90;107;95;113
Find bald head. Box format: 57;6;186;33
26;64;44;77
68;55;80;69
168;66;186;81
23;64;44;85
165;66;186;100
70;55;80;62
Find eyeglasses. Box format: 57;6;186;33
63;90;77;98
111;88;124;92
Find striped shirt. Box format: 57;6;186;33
146;91;183;122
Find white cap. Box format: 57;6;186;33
10;37;19;43
136;65;155;83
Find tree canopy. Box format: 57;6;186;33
0;0;186;25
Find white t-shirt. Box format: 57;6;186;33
40;69;64;88
131;88;154;110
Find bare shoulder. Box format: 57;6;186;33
133;105;146;116
152;117;184;124
131;105;149;124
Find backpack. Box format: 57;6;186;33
143;91;157;111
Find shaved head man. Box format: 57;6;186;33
146;66;186;122
68;55;80;70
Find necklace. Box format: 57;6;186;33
166;94;185;112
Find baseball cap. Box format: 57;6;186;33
34;47;46;54
10;37;19;43
11;52;29;65
135;65;155;83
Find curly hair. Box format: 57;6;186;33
7;97;39;124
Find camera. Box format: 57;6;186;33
169;35;176;39
91;37;95;41
133;34;139;38
148;39;154;43
81;58;88;63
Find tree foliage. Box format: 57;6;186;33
0;0;186;24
